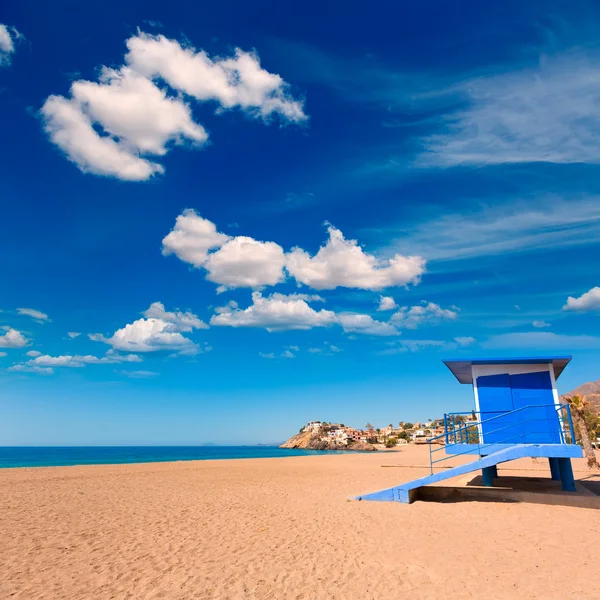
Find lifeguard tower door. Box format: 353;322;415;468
476;370;561;444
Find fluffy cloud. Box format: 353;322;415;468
25;350;42;357
211;292;337;331
91;303;206;353
67;332;81;339
563;287;600;312
287;226;425;290
162;210;285;290
125;33;307;122
0;24;19;66
17;308;50;322
41;68;206;181
205;237;286;291
391;302;457;329
212;292;400;336
337;313;399;336
0;352;7;357
377;296;397;311
143;301;208;332
41;32;305;180
162;210;231;266
532;320;551;329
0;327;28;348
163;212;426;292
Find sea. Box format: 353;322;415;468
0;446;342;469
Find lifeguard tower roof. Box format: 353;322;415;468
442;356;571;384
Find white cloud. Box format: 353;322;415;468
212;292;337;332
164;212;426;292
72;67;207;154
563;286;600;312
287;226;425;291
532;320;551;328
41;32;305;180
125;32;307;122
420;51;600;166
91;319;194;353
40;67;206;181
484;331;600;350
0;327;28;348
281;350;295;359
162;211;285;290
91;303;205;353
214;300;239;314
143;301;208;331
8;364;54;375
118;370;159;378
377;296;397;311
0;24;20;66
67;332;81;339
205;236;286;290
41;95;165;181
162;209;231;266
26;351;141;368
259;352;276;359
211;292;400;336
337;313;399;336
308;347;322;354
454;336;476;347
17;308;50;322
8;350;141;374
0;351;7;357
391;302;457;329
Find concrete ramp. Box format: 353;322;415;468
355;443;583;504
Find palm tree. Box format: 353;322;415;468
365;422;373;431
565;395;599;470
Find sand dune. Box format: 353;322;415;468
1;446;599;600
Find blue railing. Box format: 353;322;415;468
427;404;575;475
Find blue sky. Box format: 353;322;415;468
1;0;600;445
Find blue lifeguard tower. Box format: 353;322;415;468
356;356;583;504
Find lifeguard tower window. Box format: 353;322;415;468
477;370;560;444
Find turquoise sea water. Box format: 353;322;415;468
0;446;340;469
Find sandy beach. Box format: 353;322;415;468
1;446;599;600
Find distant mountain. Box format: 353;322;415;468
565;379;600;397
561;379;600;414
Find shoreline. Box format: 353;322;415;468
0;445;382;471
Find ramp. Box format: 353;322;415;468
355;443;583;504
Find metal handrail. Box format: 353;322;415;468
427;404;575;475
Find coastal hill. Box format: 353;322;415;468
280;422;377;452
562;379;600;414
